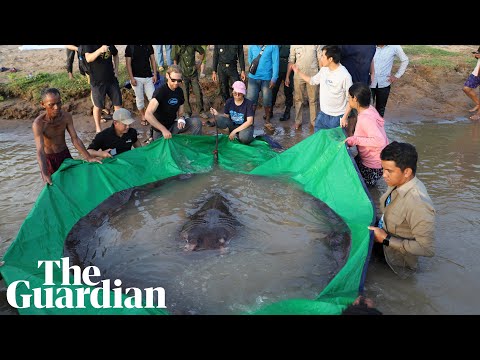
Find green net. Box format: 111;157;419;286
0;128;374;315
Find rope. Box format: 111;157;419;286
213;113;219;164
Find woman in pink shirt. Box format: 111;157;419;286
345;82;389;187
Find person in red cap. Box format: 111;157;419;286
209;81;255;144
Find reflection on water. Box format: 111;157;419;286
1;118;480;314
64;171;349;315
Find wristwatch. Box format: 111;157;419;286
382;234;391;247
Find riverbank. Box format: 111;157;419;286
1;45;479;135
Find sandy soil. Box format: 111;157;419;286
1;45;479;135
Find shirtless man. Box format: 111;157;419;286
32;88;101;185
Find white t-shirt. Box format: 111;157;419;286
310;64;352;116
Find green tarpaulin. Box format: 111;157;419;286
0;128;374;315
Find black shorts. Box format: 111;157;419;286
91;79;122;109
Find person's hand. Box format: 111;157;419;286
177;121;185;130
42;172;53;186
86;155;103;164
152;73;158;84
388;75;398;83
285;77;290;87
100;148;113;159
130;78;137;87
240;71;246;82
228;130;238;140
100;45;109;53
212;72;217;82
210;107;218;116
367;226;388;243
162;129;172;139
269;80;275;89
340;116;348;128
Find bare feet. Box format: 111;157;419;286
68;72;74;80
469;105;479;112
469;113;480;121
294;123;302;130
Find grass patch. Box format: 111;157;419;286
0;64;130;103
403;45;478;70
403;45;456;57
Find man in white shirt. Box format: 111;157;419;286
370;45;409;117
292;45;352;132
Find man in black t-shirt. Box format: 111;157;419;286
87;108;141;158
145;65;202;140
83;45;123;134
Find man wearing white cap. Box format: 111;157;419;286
87;108;142;158
209;81;255;145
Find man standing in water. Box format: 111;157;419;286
32;88;101;185
368;141;435;278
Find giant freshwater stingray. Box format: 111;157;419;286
180;193;241;251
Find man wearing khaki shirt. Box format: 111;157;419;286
368;141;435;279
286;45;321;129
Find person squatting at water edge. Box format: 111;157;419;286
32;88;101;185
209;81;255;145
344;82;389;187
144;65;202;140
87;108;142;159
368;141;435;278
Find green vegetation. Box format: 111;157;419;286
0;65;129;103
403;45;477;70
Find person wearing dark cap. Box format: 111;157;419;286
209;81;255;145
87;108;142;158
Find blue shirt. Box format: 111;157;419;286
224;97;255;126
248;45;279;82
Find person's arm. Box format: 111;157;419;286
238;45;246;81
65;113;102;163
144;98;172;139
340;75;354;128
371;193;436;257
176;104;187;129
125;46;136;86
229;115;253;140
132;139;142;148
87;148;112;159
270;45;279;87
346;112;386;147
65;45;78;51
112;52;119;78
370;59;375;85
285;46;296;87
291;64;312;83
212;46;219;82
397;196;435;257
32;118;52;185
85;45;109;63
390;46;409;82
149;50;158;84
171;45;179;65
